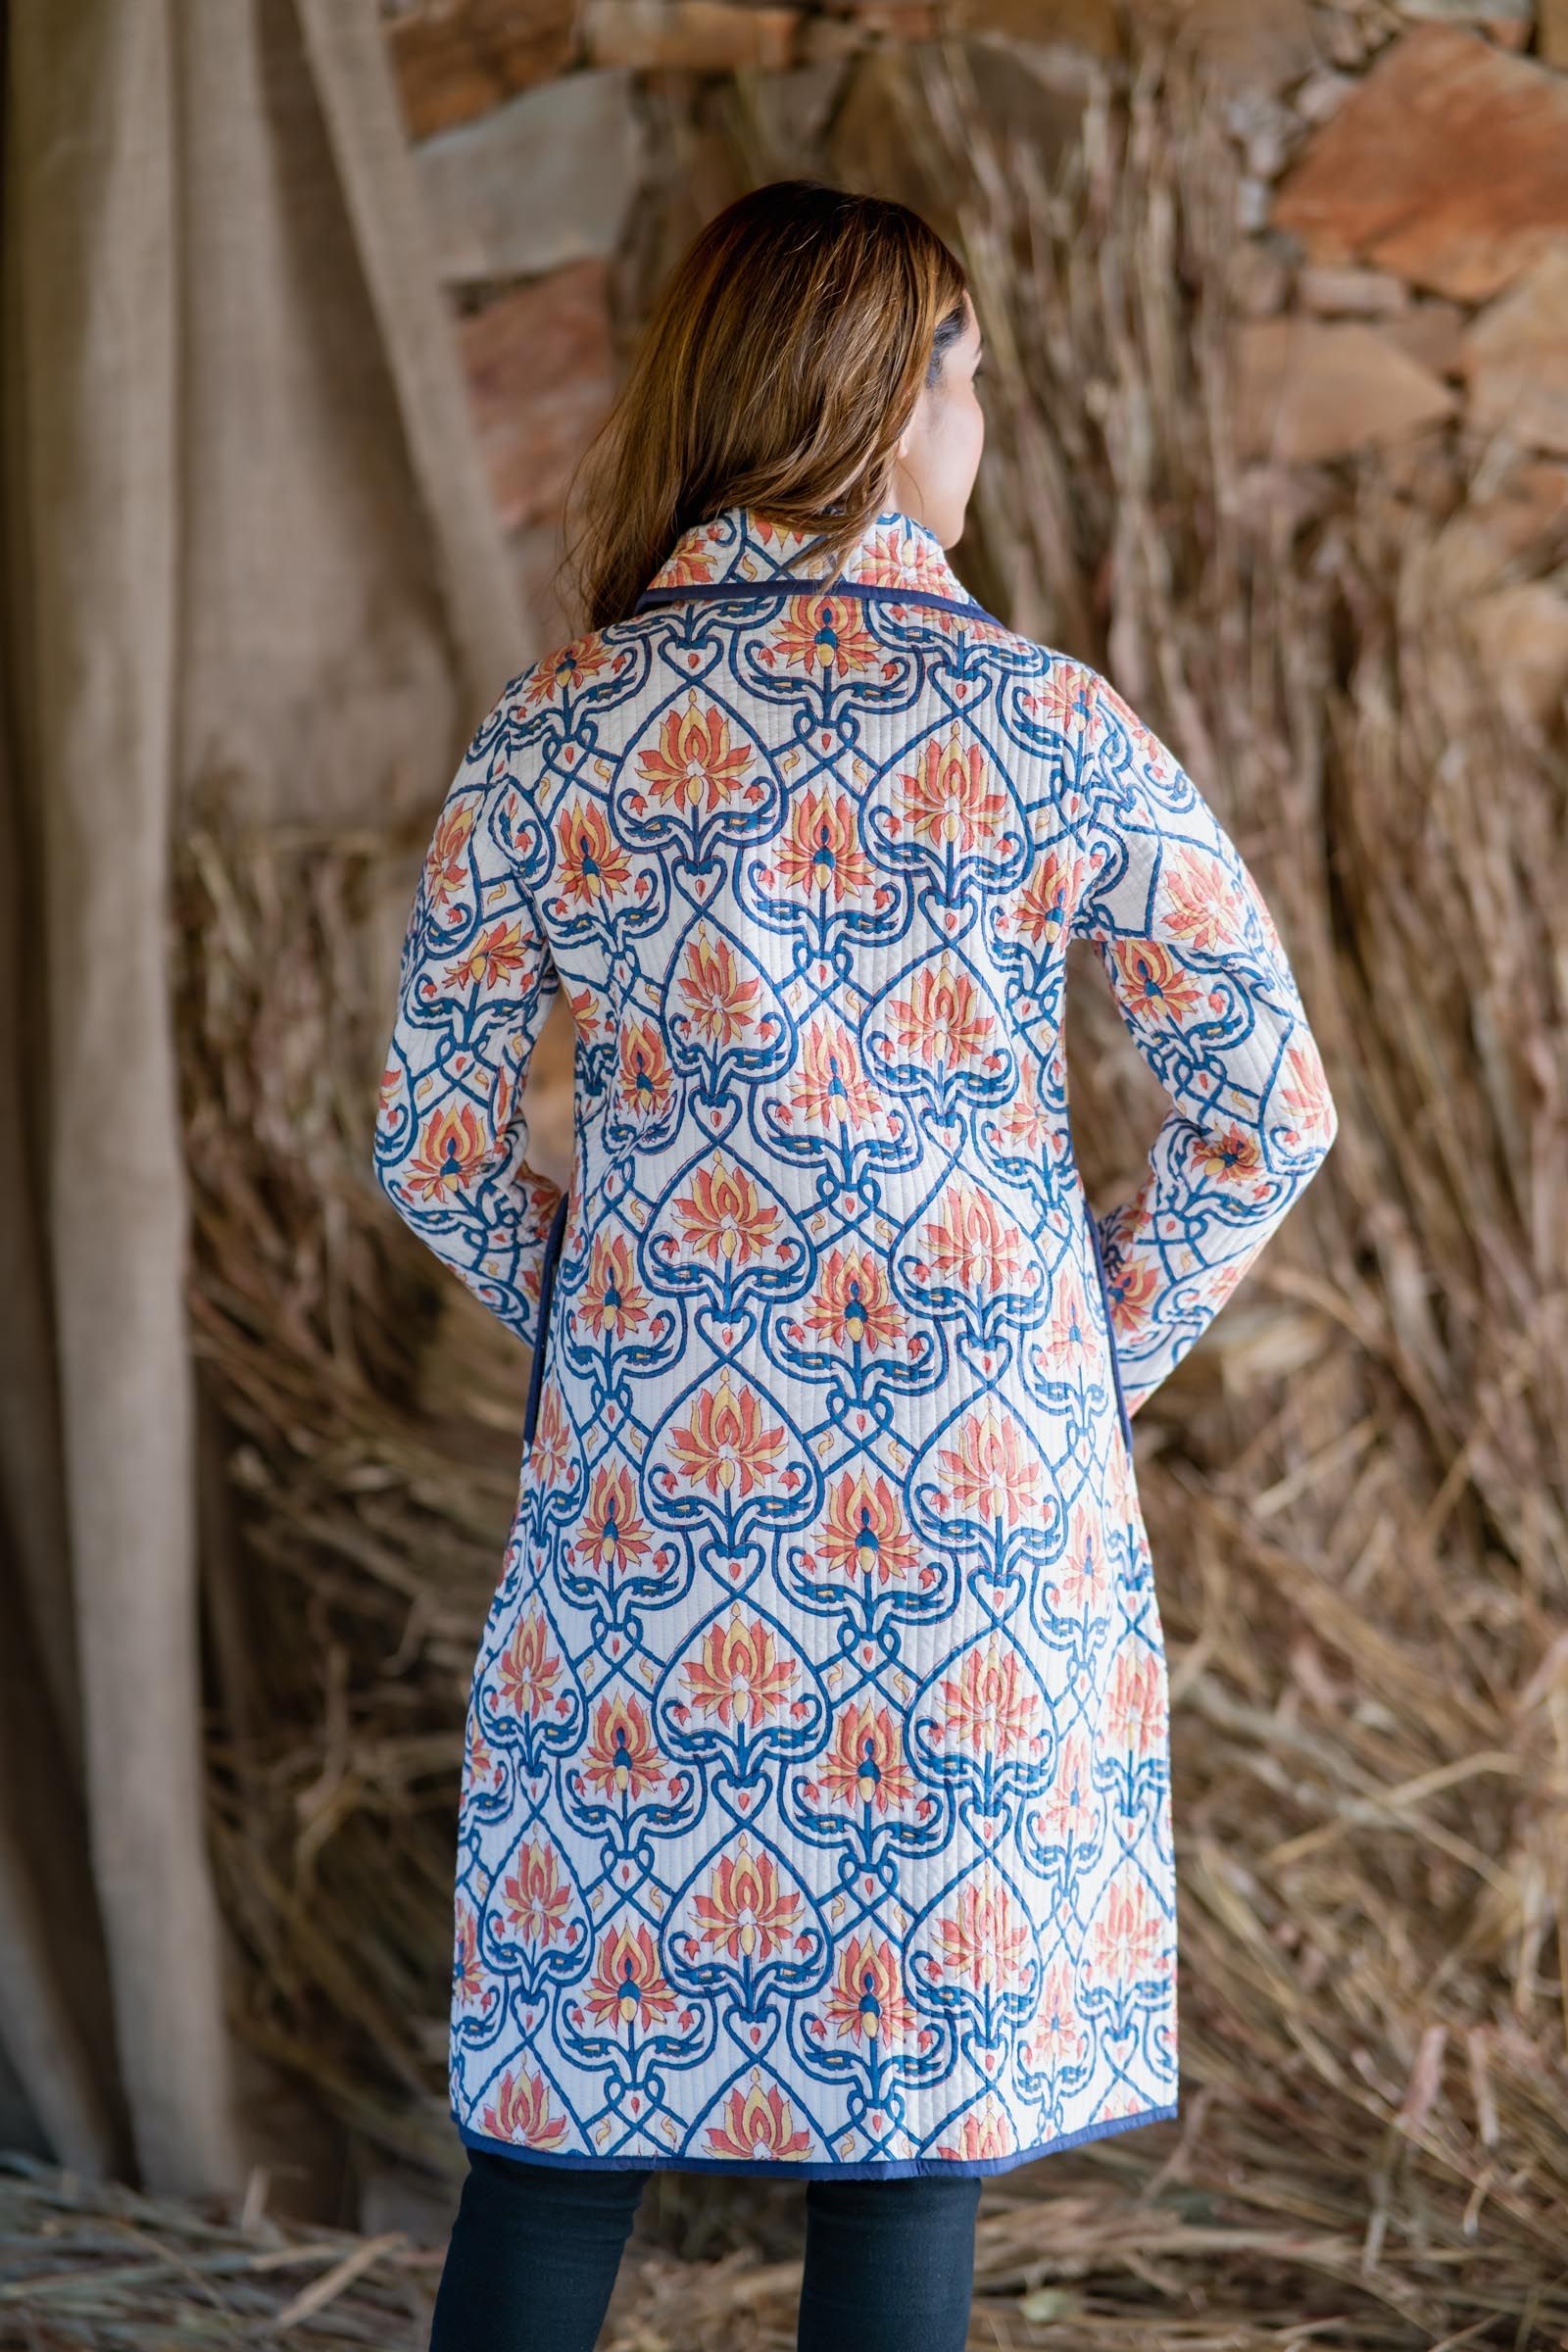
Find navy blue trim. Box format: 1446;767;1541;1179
1086;1208;1135;1455
520;1190;570;1449
455;2097;1178;2180
632;577;1006;628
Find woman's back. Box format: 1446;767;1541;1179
372;496;1336;2182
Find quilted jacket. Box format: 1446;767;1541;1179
371;500;1338;2180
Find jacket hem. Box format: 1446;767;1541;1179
453;2096;1179;2180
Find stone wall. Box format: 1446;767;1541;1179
380;0;1568;723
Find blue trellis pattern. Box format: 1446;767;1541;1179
371;503;1338;2180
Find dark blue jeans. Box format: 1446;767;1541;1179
428;2146;983;2352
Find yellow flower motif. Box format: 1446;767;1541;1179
767;592;881;678
703;2076;814;2160
555;797;632;906
636;695;754;812
676;931;764;1048
680;1608;799;1726
890;734;1009;853
671;1157;779;1267
666;1370;789;1498
769;788;877;903
821;1933;916;2046
691;1838;804;1961
935;1410;1044;1530
931;1871;1033;1996
581;1692;665;1802
407;1102;491;1202
881;958;999;1073
786;1017;884;1132
805;1469;920;1586
799;1249;907;1354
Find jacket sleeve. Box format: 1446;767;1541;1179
1068;661;1338;1415
370;671;564;1353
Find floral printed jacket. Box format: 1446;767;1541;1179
371;502;1338;2180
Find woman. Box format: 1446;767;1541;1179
372;177;1339;2352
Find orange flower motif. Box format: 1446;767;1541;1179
913;1186;1026;1298
770;788;877;903
936;1410;1043;1530
680;1610;799;1729
653;524;726;586
578;1232;651;1340
1161;846;1244;957
931;1872;1033;1995
529;1385;574;1487
582;1922;679;2033
799;1249;907;1354
500;1838;575;1948
555;797;632;907
1032;1264;1095;1382
444;916;544;996
1084;1869;1171;1988
703;2075;815;2160
804;1470;920;1587
933;1642;1045;1761
480;2066;571;2147
1193;1121;1263;1186
786;1018;884;1133
666;1370;790;1498
1098;1242;1158;1342
496;1607;565;1719
671;1158;779;1269
423;798;477;915
881;959;999;1073
767;593;881;677
994;1051;1055;1157
690;1839;804;1961
581;1691;664;1802
821;1934;916;2045
519;637;612;706
1020;659;1092;735
1280;1036;1336;1147
1021;1958;1089;2072
676;932;764;1048
1048;1504;1114;1620
464;1712;498;1791
405;1102;492;1202
890;734;1010;854
636;696;754;812
810;1700;917;1815
1103;936;1206;1027
566;981;612;1043
1106;1646;1167;1759
858;522;952;595
1033;1728;1100;1849
616;1015;676;1124
573;1462;654;1580
1007;847;1078;947
454;1900;483;2005
937;2103;1016;2163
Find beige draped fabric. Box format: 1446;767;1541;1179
1;0;534;2193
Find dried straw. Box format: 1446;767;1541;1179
0;2149;439;2348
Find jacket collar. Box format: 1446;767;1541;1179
639;501;990;617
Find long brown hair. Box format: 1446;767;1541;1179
564;179;971;634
